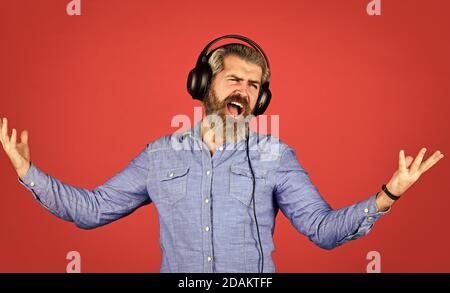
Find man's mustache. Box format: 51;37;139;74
224;93;248;105
222;93;250;114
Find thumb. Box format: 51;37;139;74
20;129;28;144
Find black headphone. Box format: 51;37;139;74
187;35;272;116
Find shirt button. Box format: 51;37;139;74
368;216;373;221
364;208;369;213
30;182;35;187
206;170;211;176
204;226;210;232
204;198;209;204
207;256;213;262
168;172;174;178
218;146;223;151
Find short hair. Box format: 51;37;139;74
208;43;270;85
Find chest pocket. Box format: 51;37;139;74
229;164;267;207
157;166;190;205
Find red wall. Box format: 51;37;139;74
0;0;449;272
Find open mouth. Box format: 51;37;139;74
226;101;244;117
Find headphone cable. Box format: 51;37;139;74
246;123;264;273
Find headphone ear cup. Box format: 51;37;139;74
187;64;212;101
187;68;201;100
252;85;272;116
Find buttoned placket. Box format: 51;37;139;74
193;135;216;273
188;123;253;272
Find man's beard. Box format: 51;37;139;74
203;88;253;143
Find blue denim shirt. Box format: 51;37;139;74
18;120;388;272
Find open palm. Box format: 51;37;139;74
0;117;31;178
387;148;444;197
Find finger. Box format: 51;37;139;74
10;128;17;148
419;150;444;174
399;150;407;171
20;130;28;144
405;156;414;168
1;117;9;144
411;147;427;173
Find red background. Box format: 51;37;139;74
0;0;449;272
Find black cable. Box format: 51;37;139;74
245;124;264;273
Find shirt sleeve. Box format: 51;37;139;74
274;147;389;250
17;145;152;229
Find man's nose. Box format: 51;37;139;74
235;88;250;104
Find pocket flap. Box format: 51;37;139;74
159;166;190;181
230;164;267;179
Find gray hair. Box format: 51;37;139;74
208;43;270;85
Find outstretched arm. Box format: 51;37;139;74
274;146;443;250
1;117;151;229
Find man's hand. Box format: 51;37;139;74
376;147;444;211
0;117;31;179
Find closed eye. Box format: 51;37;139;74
227;76;259;90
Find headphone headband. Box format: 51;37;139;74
197;34;271;82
